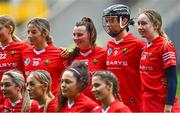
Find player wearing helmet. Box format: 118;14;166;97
103;4;145;112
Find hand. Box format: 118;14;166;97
60;47;71;58
164;104;172;113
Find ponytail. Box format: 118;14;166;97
21;89;31;112
12;35;22;42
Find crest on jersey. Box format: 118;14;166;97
24;58;30;66
93;59;98;64
148;53;152;59
44;59;50;65
122;48;127;55
130;96;135;103
10;50;16;56
107;48;113;56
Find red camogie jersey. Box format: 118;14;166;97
0;41;29;110
22;45;67;95
61;93;98;112
0;41;28;77
106;33;145;112
3;98;37;112
140;36;180;112
73;46;106;104
93;99;131;113
3;99;23;112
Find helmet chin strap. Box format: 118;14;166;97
106;16;129;37
119;16;128;29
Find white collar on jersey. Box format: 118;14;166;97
102;106;110;113
10;99;21;107
68;100;74;108
80;49;93;57
33;48;46;55
38;104;44;109
0;44;9;50
114;38;124;45
147;42;152;48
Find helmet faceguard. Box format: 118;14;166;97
102;4;131;37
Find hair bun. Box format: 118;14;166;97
81;16;92;22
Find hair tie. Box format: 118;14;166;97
69;68;81;76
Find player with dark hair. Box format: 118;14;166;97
103;4;145;112
57;61;98;112
92;70;131;112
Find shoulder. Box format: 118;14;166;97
110;100;131;112
76;94;98;111
47;98;57;112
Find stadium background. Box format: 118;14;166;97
1;0;180;99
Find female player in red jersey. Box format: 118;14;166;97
69;17;106;103
1;70;36;112
102;4;145;112
22;18;67;96
92;71;131;113
26;70;56;112
0;15;29;111
137;9;180;112
57;61;98;112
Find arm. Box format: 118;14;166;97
164;66;177;113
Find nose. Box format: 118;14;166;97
1;85;5;91
61;82;66;89
137;23;143;29
73;34;79;40
26;85;31;92
27;32;33;39
91;86;96;93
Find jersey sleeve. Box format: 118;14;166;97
161;41;177;69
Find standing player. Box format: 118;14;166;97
22;18;67;95
137;9;180;112
69;17;106;103
0;15;29;111
92;71;131;112
103;4;145;112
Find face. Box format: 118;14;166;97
27;74;44;100
27;24;46;46
91;76;111;102
73;26;91;50
137;14;156;40
103;16;121;34
0;75;21;100
0;24;10;42
61;70;80;100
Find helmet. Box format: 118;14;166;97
102;4;131;37
103;4;130;20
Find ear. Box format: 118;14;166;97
8;25;13;34
122;18;128;26
106;82;113;91
42;32;48;38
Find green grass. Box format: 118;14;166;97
177;71;180;102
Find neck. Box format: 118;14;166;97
114;30;128;41
147;32;159;42
68;92;80;102
102;94;115;108
9;93;22;103
34;42;48;50
37;94;52;106
1;36;13;47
